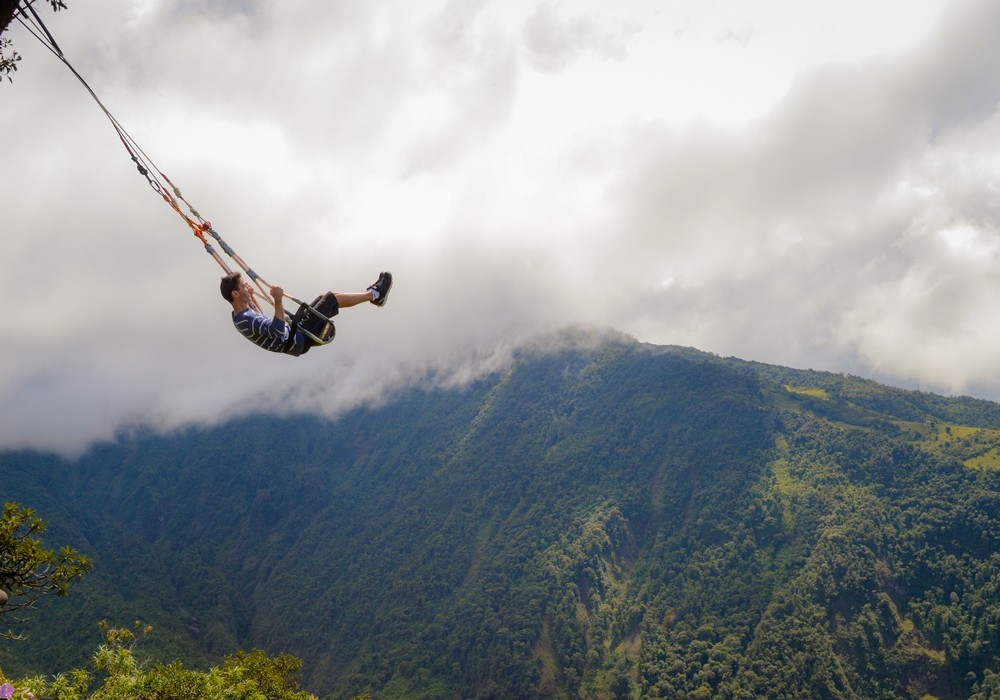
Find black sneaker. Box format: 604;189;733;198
368;271;392;307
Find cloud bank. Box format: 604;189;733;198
2;0;999;453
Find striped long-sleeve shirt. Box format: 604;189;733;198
232;308;304;355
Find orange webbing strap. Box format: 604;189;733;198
158;171;330;331
156;173;269;285
155;188;225;267
18;0;298;319
153;180;271;304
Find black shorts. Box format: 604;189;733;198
297;292;339;354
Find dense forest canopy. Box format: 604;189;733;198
2;332;1000;698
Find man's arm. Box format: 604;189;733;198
270;284;286;322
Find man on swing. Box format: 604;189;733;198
220;271;392;356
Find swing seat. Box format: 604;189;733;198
291;300;336;346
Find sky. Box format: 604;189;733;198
3;0;1000;454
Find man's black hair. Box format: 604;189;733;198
220;272;242;303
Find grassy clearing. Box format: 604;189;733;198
893;420;1000;470
784;385;830;400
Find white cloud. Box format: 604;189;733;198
521;2;640;74
5;0;1000;453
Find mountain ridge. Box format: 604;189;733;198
3;332;1000;699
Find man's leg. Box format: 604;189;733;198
329;271;392;309
334;291;375;308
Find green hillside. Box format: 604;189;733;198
3;331;1000;698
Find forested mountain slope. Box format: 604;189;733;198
3;331;1000;699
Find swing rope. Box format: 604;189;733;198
12;0;321;318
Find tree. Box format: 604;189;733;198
4;623;321;700
0;0;67;83
0;502;90;637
